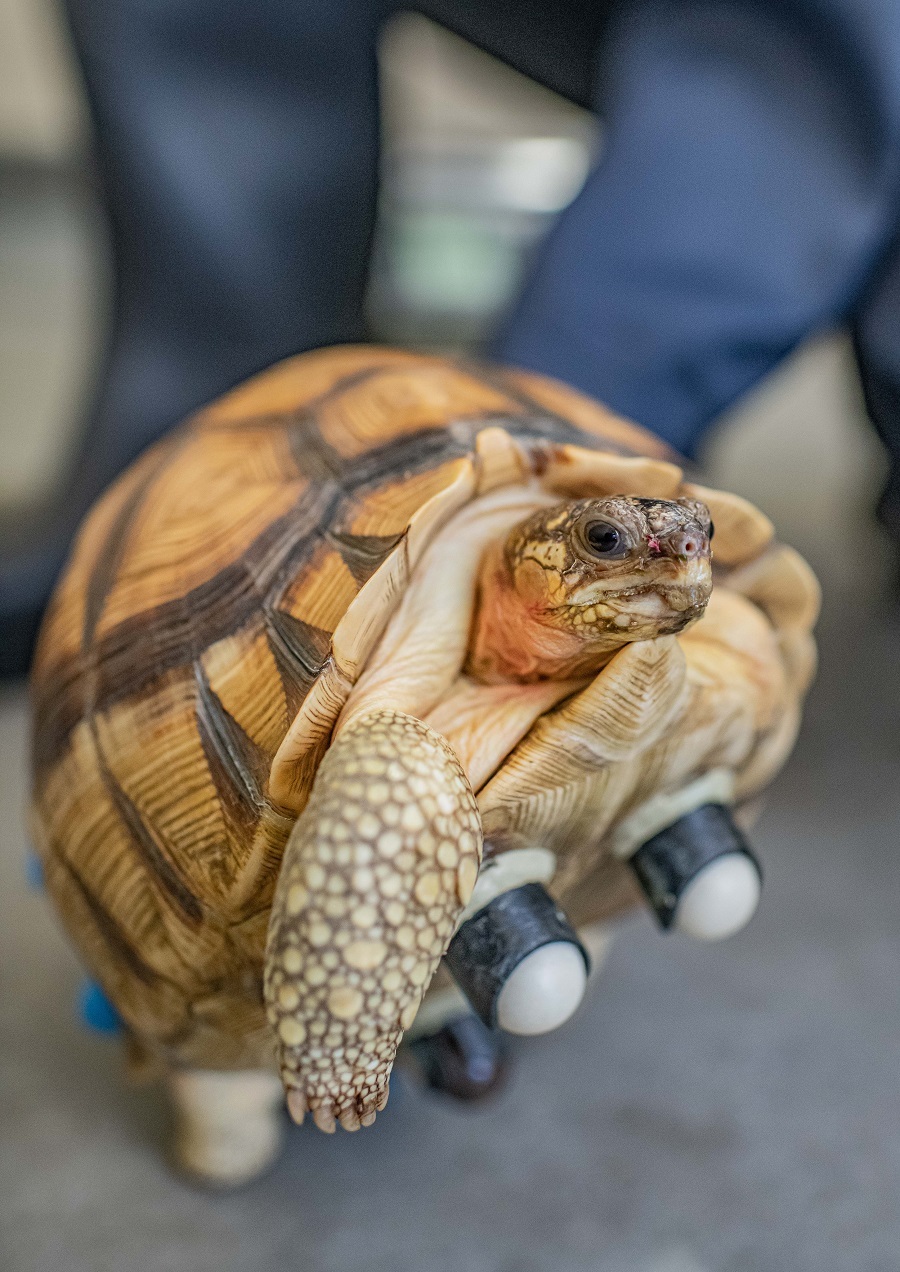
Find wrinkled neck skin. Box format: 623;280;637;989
466;542;620;683
465;497;713;684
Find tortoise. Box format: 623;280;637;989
29;345;819;1185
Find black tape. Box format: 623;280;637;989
629;803;762;930
444;882;589;1028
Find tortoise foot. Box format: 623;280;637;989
168;1069;285;1189
408;1014;510;1103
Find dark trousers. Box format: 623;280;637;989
56;0;900;509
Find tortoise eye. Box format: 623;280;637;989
708;521;715;542
583;521;624;557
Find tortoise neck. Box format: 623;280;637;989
465;542;613;684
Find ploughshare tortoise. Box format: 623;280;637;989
30;346;819;1184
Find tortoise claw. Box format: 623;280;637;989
337;1105;361;1132
286;1088;307;1127
290;1087;385;1133
311;1105;337;1135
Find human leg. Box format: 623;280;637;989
495;0;900;456
0;0;383;674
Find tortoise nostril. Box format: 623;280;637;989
670;530;706;556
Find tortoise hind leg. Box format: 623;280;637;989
167;1068;284;1187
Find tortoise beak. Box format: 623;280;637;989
663;582;710;614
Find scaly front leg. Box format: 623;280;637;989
265;710;482;1132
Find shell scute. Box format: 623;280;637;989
200;620;290;756
315;362;524;458
497;366;673;457
277;543;361;634
93;426;306;640
197;346;424;429
337;457;473;539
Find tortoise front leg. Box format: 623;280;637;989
265;710;482;1132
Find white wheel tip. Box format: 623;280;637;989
495;941;587;1035
674;853;761;941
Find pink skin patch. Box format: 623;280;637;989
647;535;662;555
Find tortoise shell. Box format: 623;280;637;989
28;345;708;1067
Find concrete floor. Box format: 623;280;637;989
4;19;900;1271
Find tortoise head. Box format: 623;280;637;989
468;495;714;682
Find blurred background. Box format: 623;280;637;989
2;2;899;1270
